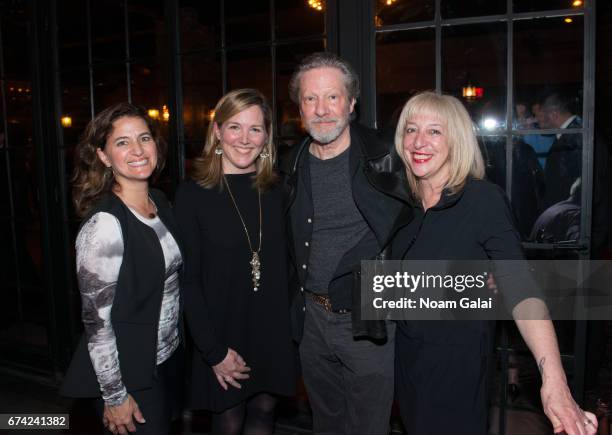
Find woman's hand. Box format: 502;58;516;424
212;348;251;390
541;377;597;434
102;394;145;434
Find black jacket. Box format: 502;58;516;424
544;117;582;207
280;122;411;342
61;189;183;398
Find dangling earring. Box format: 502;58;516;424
259;149;270;159
215;147;223;155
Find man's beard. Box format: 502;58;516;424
306;115;350;144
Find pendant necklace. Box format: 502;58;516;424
223;175;262;292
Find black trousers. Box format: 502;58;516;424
96;346;184;435
299;296;395;435
395;333;491;435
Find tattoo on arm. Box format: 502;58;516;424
538;357;546;375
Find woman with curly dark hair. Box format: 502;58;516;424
61;102;184;435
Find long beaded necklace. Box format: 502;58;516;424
223;175;263;292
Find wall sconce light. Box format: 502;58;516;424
148;108;160;119
61;116;72;128
162;105;170;122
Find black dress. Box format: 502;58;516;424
390;178;533;435
174;174;296;413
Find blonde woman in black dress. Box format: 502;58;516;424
174;89;295;435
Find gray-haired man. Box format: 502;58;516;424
280;52;409;434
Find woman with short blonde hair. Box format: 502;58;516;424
394;91;485;200
390;91;597;435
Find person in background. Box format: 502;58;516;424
61;102;184;435
390;91;597;435
516;100;555;169
174;89;295;435
536;92;582;207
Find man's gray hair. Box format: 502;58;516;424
288;52;360;104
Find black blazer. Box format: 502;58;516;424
61;189;183;398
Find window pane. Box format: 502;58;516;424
227;47;272;102
131;62;168;110
0;285;20;340
376;29;435;132
181;51;222;142
14;219;43;288
225;0;270;46
442;23;507;131
57;0;88;69
276;40;325;142
527;141;582;244
441;0;505;19
179;0;221;53
544;132;582;209
0;151;10;217
514;17;583;129
60;69;92;146
374;0;434;27
131;62;170;138
6;86;34;148
0;217;16;287
513;0;585;13
275;0;325;39
511;136;547;239
128;0;167;60
480;136;506;192
91;0;126;63
2;8;30;78
92;64;128;113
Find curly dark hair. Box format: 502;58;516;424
72;102;167;217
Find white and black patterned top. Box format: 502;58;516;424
75;210;182;406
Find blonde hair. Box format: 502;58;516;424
191;88;277;190
394;91;485;200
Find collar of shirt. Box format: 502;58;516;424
557;114;577;139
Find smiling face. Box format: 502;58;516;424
299;67;355;145
96;116;157;189
402;113;450;186
215;105;267;174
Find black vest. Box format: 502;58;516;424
60;189;183;398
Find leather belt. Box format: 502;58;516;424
306;291;351;314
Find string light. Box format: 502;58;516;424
148;108;160;119
564;17;574;23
